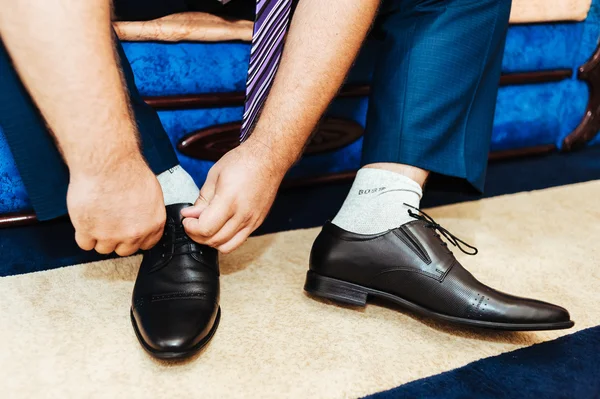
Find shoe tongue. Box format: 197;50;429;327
165;203;194;225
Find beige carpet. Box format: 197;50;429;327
2;181;600;399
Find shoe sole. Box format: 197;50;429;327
304;271;574;331
130;306;221;360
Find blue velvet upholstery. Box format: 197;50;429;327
122;41;250;96
495;80;588;150
502;23;585;72
1;10;599;214
0;126;30;213
123;23;592;97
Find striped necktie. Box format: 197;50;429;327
240;0;292;141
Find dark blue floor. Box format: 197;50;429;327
2;145;600;276
366;326;600;399
0;217;112;277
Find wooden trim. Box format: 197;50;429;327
0;213;38;228
499;70;571;86
144;93;245;110
487;144;556;162
144;84;370;110
144;70;570;110
562;43;600;151
178;117;364;161
177;121;241;161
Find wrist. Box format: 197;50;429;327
67;141;144;180
243;135;300;177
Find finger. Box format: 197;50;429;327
180;199;208;218
217;226;253;254
114;242;140;257
95;240;118;255
200;166;218;200
204;215;249;248
138;216;166;250
184;198;234;238
181;170;218;218
75;231;96;251
140;228;163;250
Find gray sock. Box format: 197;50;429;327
156;165;200;206
331;168;423;234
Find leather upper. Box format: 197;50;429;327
310;221;571;325
131;203;219;352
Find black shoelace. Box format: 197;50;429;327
161;222;202;257
404;203;478;256
149;223;202;273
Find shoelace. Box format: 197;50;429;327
161;222;202;258
404;203;478;256
148;222;204;274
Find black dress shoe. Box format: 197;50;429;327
131;203;220;359
305;207;574;331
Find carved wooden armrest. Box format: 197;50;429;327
113;12;253;42
112;0;593;43
112;0;594;43
510;0;592;23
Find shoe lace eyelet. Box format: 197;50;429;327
405;203;478;256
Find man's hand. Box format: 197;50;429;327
67;155;166;256
181;139;289;253
0;0;168;256
179;0;380;255
181;0;379;254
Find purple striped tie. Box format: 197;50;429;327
240;0;292;141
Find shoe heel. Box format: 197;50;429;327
304;270;368;307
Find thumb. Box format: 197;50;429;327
180;168;218;218
180;194;209;218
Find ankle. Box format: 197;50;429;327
156;165;199;206
363;163;429;187
331;167;423;234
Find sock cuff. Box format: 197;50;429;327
156;164;200;206
355;168;423;197
156;165;182;181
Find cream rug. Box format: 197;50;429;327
2;181;600;399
